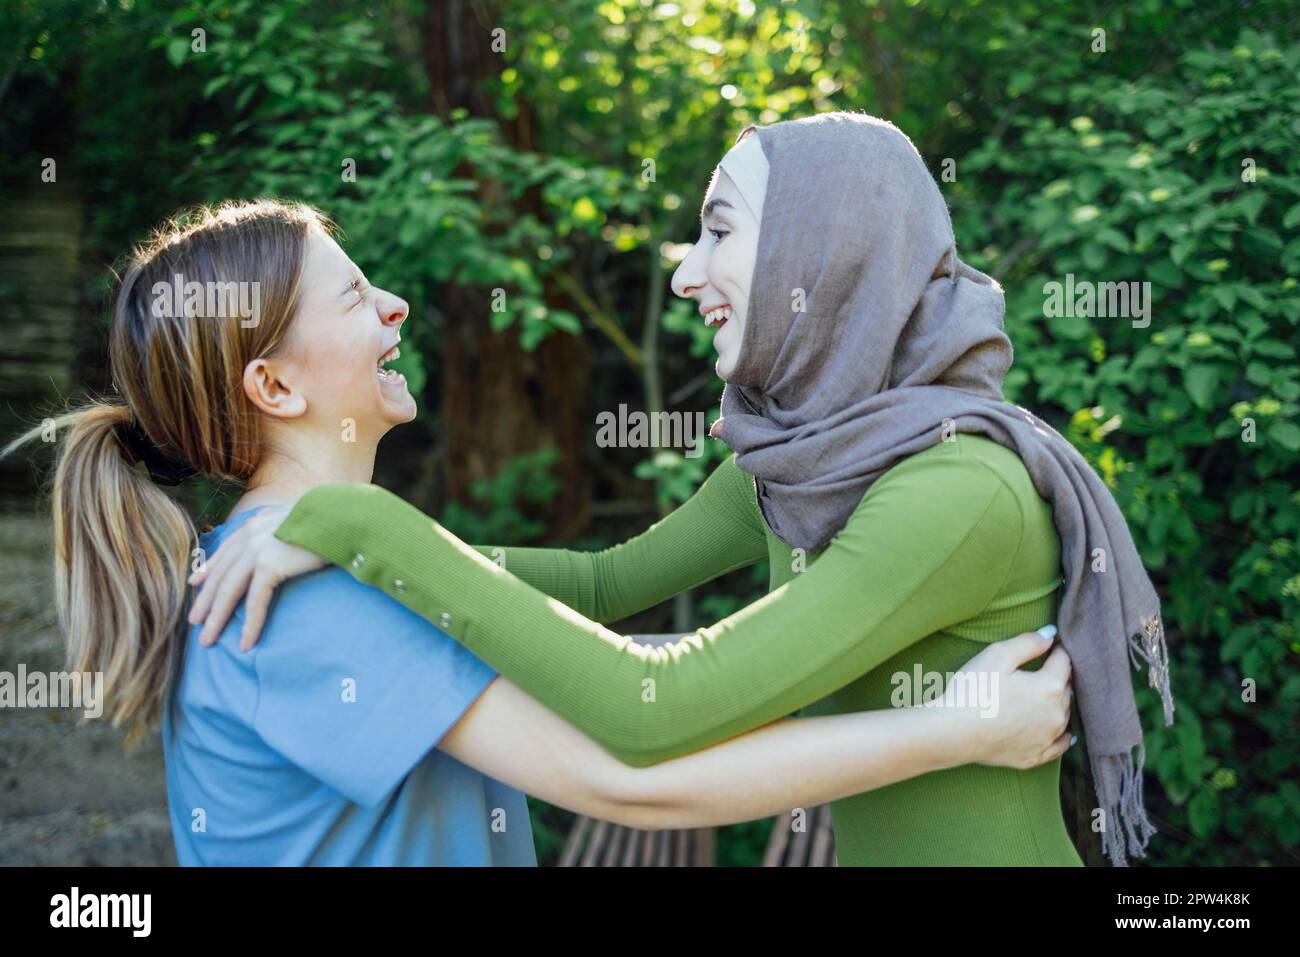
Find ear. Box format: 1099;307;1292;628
242;357;308;419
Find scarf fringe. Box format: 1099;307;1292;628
1091;613;1174;866
1093;744;1158;867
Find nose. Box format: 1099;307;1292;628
380;291;408;329
671;240;708;301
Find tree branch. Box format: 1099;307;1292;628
552;268;643;370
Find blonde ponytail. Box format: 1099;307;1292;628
4;403;194;744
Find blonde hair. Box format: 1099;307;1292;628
2;199;334;744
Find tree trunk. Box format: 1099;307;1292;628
422;0;588;536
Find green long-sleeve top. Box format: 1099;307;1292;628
276;434;1083;865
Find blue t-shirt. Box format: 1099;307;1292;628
162;505;537;866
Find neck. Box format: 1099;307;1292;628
236;425;380;512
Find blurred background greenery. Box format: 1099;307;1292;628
1;0;1296;866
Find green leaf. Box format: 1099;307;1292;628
203;75;231;98
1246;362;1272;386
1148;259;1182;288
1229;491;1254;522
1185;365;1218;408
1096;227;1131;253
1268;420;1300;451
166;37;189;68
548;310;582;335
265;73;295;96
1253;340;1295;359
1188;791;1220;838
1236;285;1269;311
1239;191;1267;225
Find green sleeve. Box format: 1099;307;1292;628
276;451;1024;767
467;455;768;623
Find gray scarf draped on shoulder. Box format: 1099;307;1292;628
710;112;1174;867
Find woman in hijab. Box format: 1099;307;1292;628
190;113;1172;866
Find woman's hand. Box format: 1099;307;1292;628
187;503;325;650
946;626;1074;770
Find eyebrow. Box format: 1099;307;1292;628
701;198;735;220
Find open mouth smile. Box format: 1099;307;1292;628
702;305;732;330
377;343;405;384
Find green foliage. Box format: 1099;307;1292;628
952;28;1300;864
440;449;563;544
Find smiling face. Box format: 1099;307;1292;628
670;168;760;381
242;228;415;441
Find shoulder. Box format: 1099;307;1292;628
250;567;491;684
256;565;416;635
878;433;1024;496
189;567;456;675
856;435;1029;544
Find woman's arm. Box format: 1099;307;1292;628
274;450;1041;766
442;633;1072;830
469;455;766;623
189;456;767;648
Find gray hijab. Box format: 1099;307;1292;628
711;112;1174;866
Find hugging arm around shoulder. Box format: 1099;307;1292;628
275;453;1027;766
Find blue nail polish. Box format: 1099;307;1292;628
1037;624;1058;642
1069;735;1078;747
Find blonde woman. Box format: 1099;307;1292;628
6;199;1072;866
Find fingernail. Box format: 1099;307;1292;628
1069;735;1078;747
1037;624;1058;642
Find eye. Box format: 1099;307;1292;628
707;227;729;244
350;278;369;304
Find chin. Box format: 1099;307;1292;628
383;396;418;425
373;374;417;422
715;351;738;381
